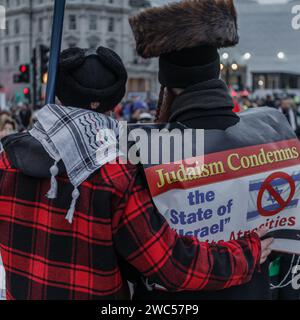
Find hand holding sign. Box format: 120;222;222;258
256;227;274;264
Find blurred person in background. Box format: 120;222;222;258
232;97;242;113
121;99;133;121
0;117;17;139
278;97;300;136
113;103;124;120
10;106;22;131
137;112;154;123
240;97;257;111
27;111;39;130
0;111;11;121
265;94;277;109
130;100;149;123
19;104;32;129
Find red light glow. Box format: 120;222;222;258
20;65;27;73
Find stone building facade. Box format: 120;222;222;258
0;0;159;102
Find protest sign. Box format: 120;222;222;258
142;108;300;254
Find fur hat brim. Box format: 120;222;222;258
129;0;239;59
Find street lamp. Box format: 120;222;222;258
243;52;252;60
220;52;239;86
231;63;239;71
222;52;229;60
277;52;285;60
258;80;264;88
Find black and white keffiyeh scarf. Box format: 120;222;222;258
30;104;120;223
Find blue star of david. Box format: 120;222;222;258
267;186;283;204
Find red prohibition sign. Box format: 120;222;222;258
257;172;296;217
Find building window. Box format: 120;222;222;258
5;19;9;36
49;15;53;29
69;15;77;30
38;17;43;33
4;46;10;64
14;45;20;63
268;75;280;89
14;19;20;35
89;15;97;31
108;17;115;32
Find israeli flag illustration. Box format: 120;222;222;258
247;171;300;221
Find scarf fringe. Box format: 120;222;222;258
65;187;80;224
47;161;59;199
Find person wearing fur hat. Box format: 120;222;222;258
129;0;274;300
0;45;270;300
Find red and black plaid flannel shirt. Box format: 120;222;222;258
0;152;261;300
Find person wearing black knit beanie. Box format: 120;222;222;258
56;46;128;113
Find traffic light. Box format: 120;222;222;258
23;87;31;102
13;64;30;83
19;64;30;83
40;45;50;84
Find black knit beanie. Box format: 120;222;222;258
56;47;128;112
159;46;220;88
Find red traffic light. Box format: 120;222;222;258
23;88;30;95
20;65;28;73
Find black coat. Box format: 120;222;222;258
134;80;272;300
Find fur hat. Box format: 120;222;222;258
129;0;239;59
56;47;128;113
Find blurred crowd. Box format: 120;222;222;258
0;104;36;139
114;95;157;123
233;92;300;136
1;92;300;140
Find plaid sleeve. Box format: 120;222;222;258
113;171;261;292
